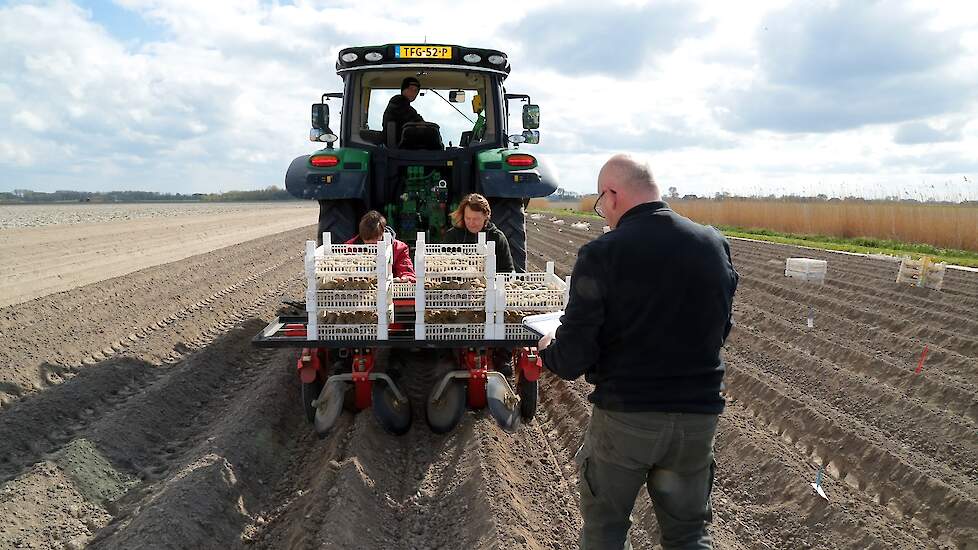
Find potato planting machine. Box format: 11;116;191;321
252;232;569;436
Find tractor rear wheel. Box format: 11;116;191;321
490;198;527;272
317;199;359;246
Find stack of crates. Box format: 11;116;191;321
305;233;393;341
414;232;496;340
494;261;569;340
896;256;946;290
785;257;827;283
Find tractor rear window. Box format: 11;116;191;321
350;70;497;148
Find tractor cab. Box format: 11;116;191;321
285;43;557;271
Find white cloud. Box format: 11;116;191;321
12;110;48;132
0;0;976;202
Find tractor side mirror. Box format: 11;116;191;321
311;103;329;130
522;130;540;144
522;104;540;129
449;90;466;103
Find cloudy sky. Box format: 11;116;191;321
2;0;977;200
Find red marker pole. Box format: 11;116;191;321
915;345;929;375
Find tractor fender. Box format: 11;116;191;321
285;154;370;201
478;156;559;199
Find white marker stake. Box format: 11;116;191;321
811;467;828;500
807;306;814;329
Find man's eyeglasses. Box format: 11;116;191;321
593;191;607;218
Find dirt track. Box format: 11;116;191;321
2;210;977;549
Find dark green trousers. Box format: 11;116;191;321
575;407;719;550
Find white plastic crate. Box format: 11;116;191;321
423;289;489;309
896;257;946;290
312;232;393;279
305;233;393;341
316;304;393;340
392;281;416;300
318;324;380;340
497;323;537;340
785;258;827;282
492;262;570;341
421;323;492;340
414;232;496;278
317;284;392;311
414;232;497;340
496;261;569;310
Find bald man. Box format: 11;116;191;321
538;154;739;550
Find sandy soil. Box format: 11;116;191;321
0;202;318;307
1;210;976;549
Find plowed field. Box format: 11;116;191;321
2;209;975;549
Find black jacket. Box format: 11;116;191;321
540;202;738;414
382;94;423;145
443;222;515;273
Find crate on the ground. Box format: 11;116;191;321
493;261;570;339
785;257;827;283
896;256;946;291
414;232;496;340
304;233;393;341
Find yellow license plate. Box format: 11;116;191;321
396;45;452;59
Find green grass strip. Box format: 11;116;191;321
715;226;978;267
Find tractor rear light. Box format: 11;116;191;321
487;55;505;65
463;53;481;63
364;51;382;61
506;154;536;167
340;52;358;62
310;154;340;167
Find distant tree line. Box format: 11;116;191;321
1;186;297;203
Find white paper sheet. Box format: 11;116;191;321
522;311;564;337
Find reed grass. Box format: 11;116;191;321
571;197;978;253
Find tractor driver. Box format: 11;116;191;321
382;76;425;146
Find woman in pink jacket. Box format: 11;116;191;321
345;210;416;282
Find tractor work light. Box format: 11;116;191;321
340;52;359;62
463;53;482;63
487;55;505;65
506;154;536;167
364;51;383;61
310;154;340;167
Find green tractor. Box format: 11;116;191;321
285;43;558;270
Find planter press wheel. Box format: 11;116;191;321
372;382;412;436
314;381;346;438
426;380;466;434
517;376;538;423
486;374;521;433
301;378;324;424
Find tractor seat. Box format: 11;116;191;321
398;122;444;150
359;129;384;145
